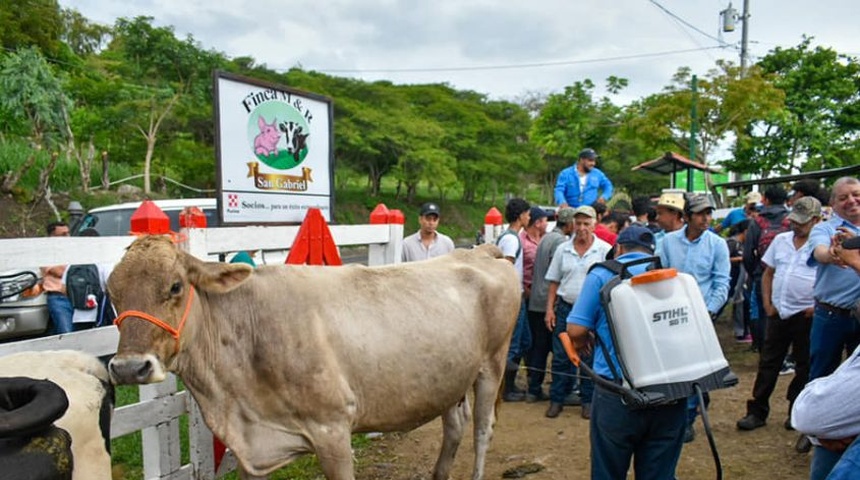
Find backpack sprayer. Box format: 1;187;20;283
560;256;738;480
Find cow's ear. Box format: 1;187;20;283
189;262;253;293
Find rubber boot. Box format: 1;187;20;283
502;370;525;402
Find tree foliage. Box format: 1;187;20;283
0;4;858;207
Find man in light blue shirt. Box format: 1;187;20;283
803;176;860;480
554;148;614;208
658;194;730;443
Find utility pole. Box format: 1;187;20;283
722;1;751;75
740;0;750;74
688;75;698;193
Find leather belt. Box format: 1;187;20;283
816;300;853;317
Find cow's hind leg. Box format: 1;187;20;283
432;397;471;480
470;368;502;480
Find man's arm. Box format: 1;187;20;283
705;238;731;313
598;170;613;202
554;168;571;206
793;348;860;440
761;265;777;317
545;282;559;330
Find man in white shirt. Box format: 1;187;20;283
401;202;455;262
543;205;612;418
737;197;821;442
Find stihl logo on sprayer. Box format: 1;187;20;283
652;307;689;326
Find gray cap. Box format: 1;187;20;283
556;207;576;225
687;195;715;214
787;196;822;224
573;205;597;219
420;202;440;216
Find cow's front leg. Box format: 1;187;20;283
312;423;355;480
238;467;268;480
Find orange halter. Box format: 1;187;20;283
114;286;196;353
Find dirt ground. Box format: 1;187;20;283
352;316;813;480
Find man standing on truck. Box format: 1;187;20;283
554;148;614;208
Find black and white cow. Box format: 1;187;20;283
0;351;113;480
278;121;309;162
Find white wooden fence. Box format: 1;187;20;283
0;220;404;479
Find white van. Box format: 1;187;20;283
72;198;218;236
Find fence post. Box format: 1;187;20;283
140;378;183;479
483;207;503;245
367;205;403;266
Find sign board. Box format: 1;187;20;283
214;71;334;224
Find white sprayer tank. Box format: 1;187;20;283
604;267;735;400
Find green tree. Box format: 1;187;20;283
628;62;784;188
733;38;860;173
0;0;64;57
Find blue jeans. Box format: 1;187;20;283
824;437;860;480
549;300;593;403
810;445;843;480
809;305;860;382
47;292;74;335
590;386;687;480
507;300;531;365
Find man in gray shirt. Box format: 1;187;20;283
402;202;455;262
525;207;576;402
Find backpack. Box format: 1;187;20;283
65;264;103;310
495;230;522;259
754;214;789;261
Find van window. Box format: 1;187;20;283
73;208;220;236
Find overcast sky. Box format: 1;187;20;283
59;0;860;105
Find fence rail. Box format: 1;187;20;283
0;220;403;479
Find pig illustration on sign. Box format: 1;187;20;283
254;116;281;157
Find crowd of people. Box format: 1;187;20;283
35;150;859;479
481;148;860;480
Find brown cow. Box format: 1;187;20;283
107;236;520;480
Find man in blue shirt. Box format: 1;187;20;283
803;176;860;480
554;148;614;208
659;194;731;443
568;226;687;480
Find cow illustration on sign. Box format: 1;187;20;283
247;102;311;170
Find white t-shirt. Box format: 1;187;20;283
761;231;816;319
497;230;523;288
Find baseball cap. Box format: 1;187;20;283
617;226;656;253
573;205;596;219
687;195;715;214
420;202;440;216
787;196;822;224
556;207;576;225
579;148;598;160
656;192;685;213
744;191;762;205
528;207;549;226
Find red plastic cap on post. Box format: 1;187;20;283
179;206;207;229
484;207;503;226
130;200;171;234
369;204;390;224
387;209;405;225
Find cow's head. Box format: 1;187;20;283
108;235;252;385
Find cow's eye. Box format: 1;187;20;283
170;282;182;296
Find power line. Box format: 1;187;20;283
648;0;730;47
316;46;729;74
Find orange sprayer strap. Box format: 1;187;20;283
558;332;582;367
